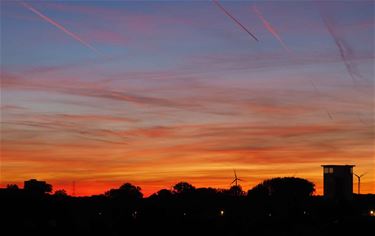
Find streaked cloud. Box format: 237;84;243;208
252;5;290;52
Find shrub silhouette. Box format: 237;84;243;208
105;182;143;199
54;189;68;197
6;184;19;190
173;182;196;194
227;185;245;196
248;177;315;200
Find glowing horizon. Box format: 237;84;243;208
1;1;374;197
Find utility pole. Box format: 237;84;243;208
72;181;76;197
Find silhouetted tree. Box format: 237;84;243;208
6;184;19;190
54;189;68;197
226;185;245;197
24;179;52;194
248;177;315;200
173;182;195;194
156;189;173;199
247;177;315;218
105;183;143;199
196;187;219;196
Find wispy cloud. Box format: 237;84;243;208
183;50;373;73
316;4;362;82
252;5;290;52
1;72;201;110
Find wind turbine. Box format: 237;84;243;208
354;173;366;195
231;169;243;187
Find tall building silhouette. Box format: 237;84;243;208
322;165;354;201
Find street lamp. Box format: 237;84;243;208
220;210;224;216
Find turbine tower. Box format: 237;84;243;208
354;173;366;195
231;169;243;187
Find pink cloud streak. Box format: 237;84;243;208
252;5;290;52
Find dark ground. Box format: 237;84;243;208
1;188;374;236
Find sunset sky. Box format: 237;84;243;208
1;0;374;196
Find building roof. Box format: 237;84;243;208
321;165;355;167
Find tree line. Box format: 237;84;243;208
1;177;373;236
5;176;316;200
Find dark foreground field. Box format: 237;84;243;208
1;187;374;236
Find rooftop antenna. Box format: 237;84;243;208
231;169;243;187
354;173;366;195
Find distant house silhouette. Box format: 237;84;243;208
322;165;354;201
24;179;52;194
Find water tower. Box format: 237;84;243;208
321;165;354;201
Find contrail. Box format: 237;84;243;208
357;112;368;126
212;0;258;42
252;5;289;52
310;79;334;121
318;9;360;82
309;79;319;94
20;2;100;54
326;110;333;120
